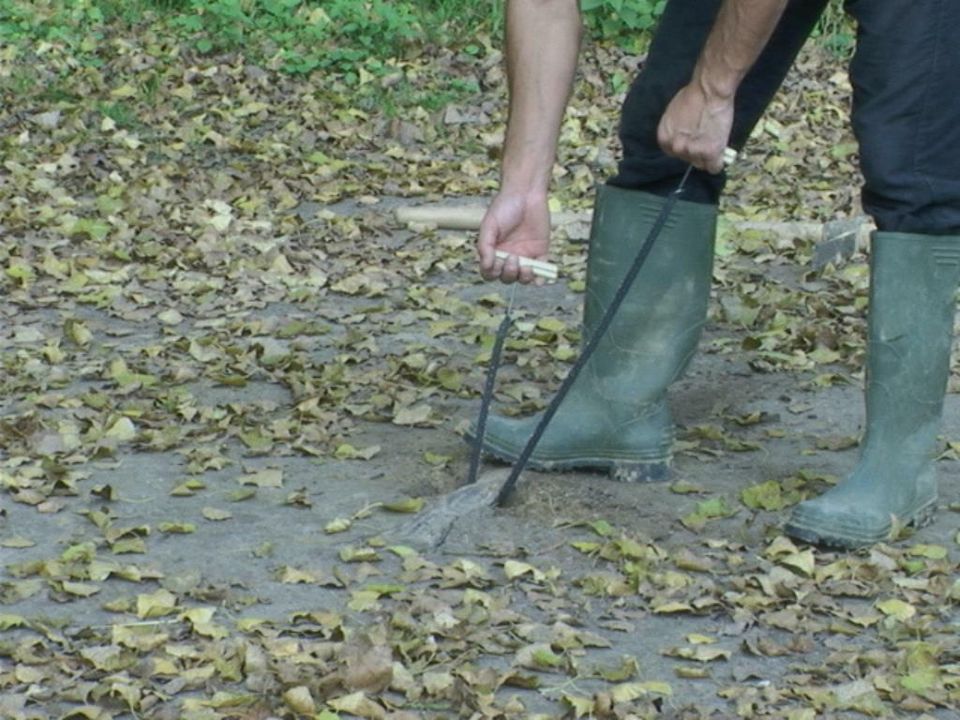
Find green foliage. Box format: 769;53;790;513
280;0;426;75
579;0;854;57
0;0;856;83
96;101;139;129
580;0;666;52
0;0;102;45
0;0;501;83
814;0;855;58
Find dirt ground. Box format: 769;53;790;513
2;198;959;719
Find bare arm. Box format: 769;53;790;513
658;0;788;173
478;0;582;284
500;0;582;196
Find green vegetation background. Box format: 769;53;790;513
2;0;853;92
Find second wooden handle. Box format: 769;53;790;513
494;251;558;280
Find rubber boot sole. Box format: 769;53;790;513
473;435;671;483
784;494;938;550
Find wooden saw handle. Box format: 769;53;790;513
494;251;558;280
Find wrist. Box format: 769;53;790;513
692;63;740;103
498;169;551;203
500;152;553;199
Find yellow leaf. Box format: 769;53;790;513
157;309;183;325
381;497;424;514
335;443;381;460
64;318;92;346
876;598;916;622
202;507;233;521
171;84;195;100
906;544;947;560
271;253;294;274
517;643;565;670
327;691;385;719
105;417;137;442
391;404;433;426
236;101;270;117
503;560;545;582
208;213;232;231
110;84;137;98
170;478;206;496
610;681;672;703
778;548;816;577
422;671;454;696
61;581;100;597
181;607;215;625
536;317;566;334
239;469;283;488
107;537;144;556
324;517;353;534
284;686;316;715
158;522;196;534
562;694;594;718
653;601;693;614
277;566;323;584
1;536;35;548
136;589;178;619
423;452;451;466
764;535;799;558
340;546;380;563
0;614;27;630
690;646;732;662
188;340;219;363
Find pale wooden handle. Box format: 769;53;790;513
494;251;558;280
395;205;485;230
395;205;587;231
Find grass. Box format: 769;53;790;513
0;0;498;59
0;0;855;68
0;0;854;116
0;0;506;117
815;0;856;57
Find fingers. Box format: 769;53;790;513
479;214;532;282
494;251;558;281
674;145;736;174
476;195;551;285
479;244;539;285
477;217;498;281
493;253;537;285
658;127;727;173
701;151;725;175
659;136;729;174
656;84;735;174
477;214;541;285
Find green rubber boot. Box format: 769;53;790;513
785;231;960;548
469;184;717;482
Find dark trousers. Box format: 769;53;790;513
610;0;960;234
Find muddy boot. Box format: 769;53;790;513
785;232;960;548
468;184;717;481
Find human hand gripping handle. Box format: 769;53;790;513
657;81;736;174
657;0;788;173
477;192;554;285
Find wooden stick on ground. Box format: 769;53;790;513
395;205;588;231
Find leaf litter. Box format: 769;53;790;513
1;14;959;720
